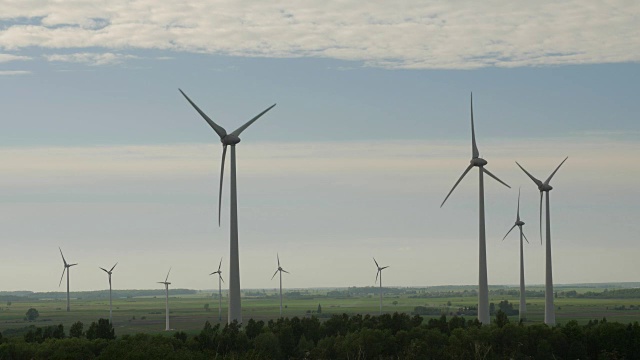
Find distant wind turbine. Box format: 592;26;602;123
373;258;389;315
180;89;276;324
440;93;511;324
157;268;172;331
58;247;78;312
516;157;568;325
271;254;289;317
209;258;224;321
502;189;529;321
99;262;118;324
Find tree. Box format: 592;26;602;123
317;304;322;314
70;321;84;338
25;308;39;321
204;303;210;312
86;318;115;340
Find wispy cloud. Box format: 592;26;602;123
44;52;138;65
0;1;638;69
0;70;30;75
0;53;30;62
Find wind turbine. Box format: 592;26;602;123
502;189;529;321
516;156;568;325
58;247;77;312
157;268;172;331
99;262;118;324
179;89;276;324
209;257;224;321
373;258;389;315
271;254;289;317
440;93;510;324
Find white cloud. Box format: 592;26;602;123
44;52;138;65
0;53;30;62
0;70;30;75
0;1;638;69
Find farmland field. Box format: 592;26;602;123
2;284;640;336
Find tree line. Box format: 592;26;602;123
0;312;639;359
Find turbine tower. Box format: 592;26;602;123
99;262;118;324
502;189;529;321
209;257;224;321
180;89;276;324
440;93;511;324
516;157;568;325
58;248;78;312
373;257;389;315
157;268;172;331
271;254;289;317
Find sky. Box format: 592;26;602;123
0;0;639;292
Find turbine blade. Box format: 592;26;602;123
209;272;216;276
482;167;510;188
220;274;224;283
230;104;276;137
282;269;290;274
218;257;223;272
516;187;521;221
69;263;78;267
218;145;227;226
59;247;67;266
375;270;379;284
516;162;543;187
522;229;530;244
277;253;280;267
539;191;543;245
502;224;517;240
99;267;109;273
178;89;227;138
381;266;389;270
440;164;474;207
271;270;278;280
166;267;171;282
544;156;569;185
110;262;118;272
373;257;379;268
470;92;479;159
58;267;66;287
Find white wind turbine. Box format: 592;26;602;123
157;268;172;331
180;89;276;324
99;262;118;324
271;254;289;317
58;248;78;312
373;258;389;315
502;189;529;321
209;258;224;321
440;93;511;324
516;157;568;325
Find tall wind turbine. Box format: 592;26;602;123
516;157;568;325
58;248;77;312
271;254;289;317
179;89;276;324
209;257;224;321
99;262;118;324
440;94;511;324
502;189;529;321
373;258;389;315
157;268;172;331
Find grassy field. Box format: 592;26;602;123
1;287;640;336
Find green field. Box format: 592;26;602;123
2;285;640;337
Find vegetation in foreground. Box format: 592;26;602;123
0;312;639;359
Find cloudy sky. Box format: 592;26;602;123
1;0;639;292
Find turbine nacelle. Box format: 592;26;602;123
222;134;241;146
516;220;525;226
539;184;553;192
470;158;487;167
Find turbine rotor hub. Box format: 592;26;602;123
516;220;525;226
222;134;241;145
539;184;553;191
470;158;487;167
